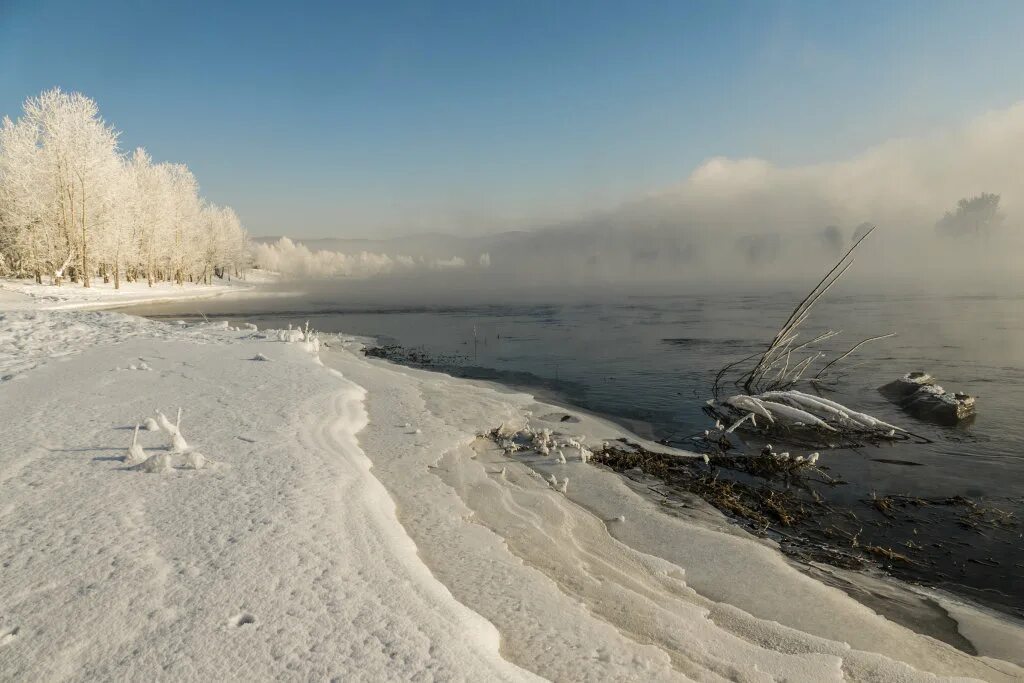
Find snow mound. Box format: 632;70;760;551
184;451;206;470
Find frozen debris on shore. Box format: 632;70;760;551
531;428;553;454
879;372;976;425
251;353;270;361
715;389;904;441
142;417;160;431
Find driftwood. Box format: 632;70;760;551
703;390;925;448
878;372;976;425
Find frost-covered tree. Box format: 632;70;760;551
21;89;123;286
0;88;250;286
0;114;50;280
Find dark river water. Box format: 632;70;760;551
130;282;1024;618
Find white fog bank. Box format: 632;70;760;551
266;101;1024;291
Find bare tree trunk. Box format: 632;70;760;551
80;179;90;288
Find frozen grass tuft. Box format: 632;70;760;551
124;424;147;466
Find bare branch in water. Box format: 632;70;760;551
812;333;897;383
730;226;884;394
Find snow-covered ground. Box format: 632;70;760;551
0;271;282;312
1;283;1023;681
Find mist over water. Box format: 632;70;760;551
254;100;1024;292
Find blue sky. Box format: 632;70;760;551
2;0;1024;238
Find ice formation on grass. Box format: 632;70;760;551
144;410;193;460
155;410;176;433
124;424;147;466
171;430;189;453
273;322;322;354
278;327;304;343
718;389;903;438
142;417;159;431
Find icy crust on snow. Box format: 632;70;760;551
0;312;531;681
330;341;1024;682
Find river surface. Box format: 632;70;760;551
130;282;1024;618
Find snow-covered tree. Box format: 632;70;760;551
0;88;250;286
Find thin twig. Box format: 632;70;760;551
813;333;896;382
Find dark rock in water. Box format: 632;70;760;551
879;373;976;425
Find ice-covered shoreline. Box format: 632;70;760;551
2;283;1023;681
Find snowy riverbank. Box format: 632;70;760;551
0;271;285;312
1;286;1023;681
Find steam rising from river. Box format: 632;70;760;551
257;101;1024;299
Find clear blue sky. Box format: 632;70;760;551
2;0;1024;238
